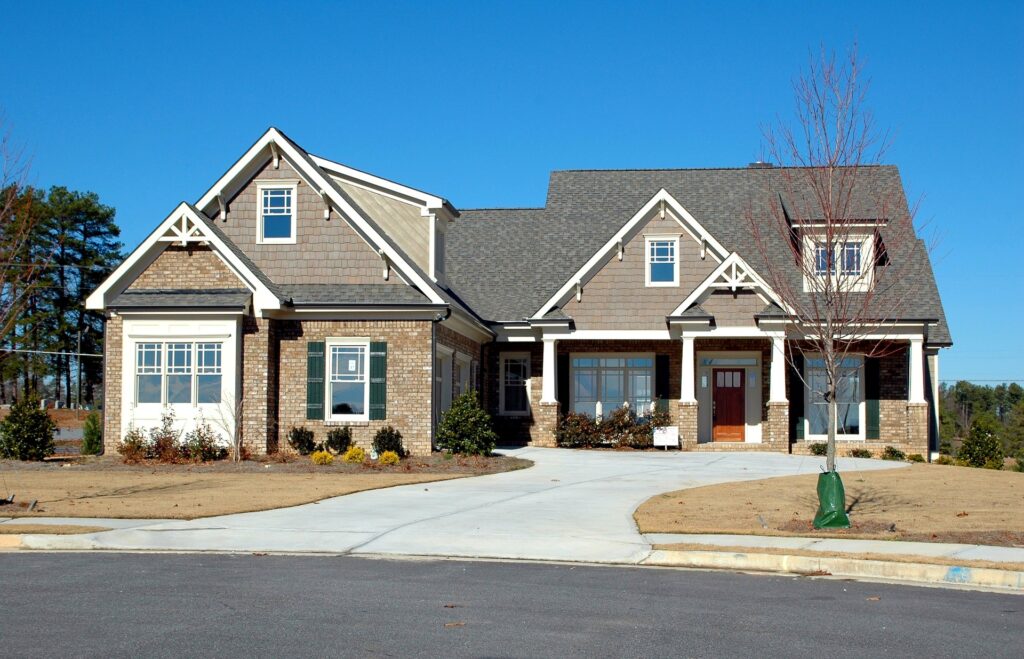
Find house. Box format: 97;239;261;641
87;128;950;457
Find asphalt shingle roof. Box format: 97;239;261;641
110;289;251;310
279;284;433;307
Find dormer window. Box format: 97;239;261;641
645;236;679;287
814;241;862;276
805;235;872;291
257;181;298;244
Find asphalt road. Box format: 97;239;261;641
1;554;1019;658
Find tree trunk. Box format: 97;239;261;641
827;395;838;472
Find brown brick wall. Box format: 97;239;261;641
700;291;763;328
561;215;716;330
127;246;242;291
677;401;698;447
274;319;434;456
240;315;275;453
766;402;789;449
482;343;544;444
213;158;402;287
101;314;123;453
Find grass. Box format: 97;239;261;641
0;454;530;520
0;524;111;535
635;463;1024;546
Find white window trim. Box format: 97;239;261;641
256;180;299;245
802;234;873;292
803;353;867;442
133;341;225;408
644;235;680;287
499;352;531;417
326;338;371;423
454;352;472;398
568;352;656;416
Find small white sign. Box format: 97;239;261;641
653;426;679;448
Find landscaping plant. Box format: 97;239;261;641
182;418;225;462
117;426;148;463
907;453;926;463
310;450;334;466
149;410;181;462
81;411;103;455
808;442;828;456
0;396;56;461
958;414;1004;469
287;426;316;455
342;445;366;464
436;391;498;456
325;427;352;455
847;448;872;459
555;412;600;448
372;426;405;457
378;450;400;466
881;446;906;461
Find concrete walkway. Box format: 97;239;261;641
20;447;904;562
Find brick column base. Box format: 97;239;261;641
532;402;560;447
677;401;698;449
906;402;929;456
766;402;790;452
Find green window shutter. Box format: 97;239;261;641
306;341;325;420
369;341;387;421
865;357;881;440
791;353;805;440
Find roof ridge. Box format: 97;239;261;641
460;206;546;212
550;164;893;173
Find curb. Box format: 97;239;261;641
0;535;24;549
643;549;1024;592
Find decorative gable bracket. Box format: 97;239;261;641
158;212;209;247
671;251;793;318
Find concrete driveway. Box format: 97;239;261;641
23;448;903;562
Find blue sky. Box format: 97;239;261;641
1;1;1021;383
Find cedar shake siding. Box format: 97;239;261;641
562;215;716;330
700;291;763;328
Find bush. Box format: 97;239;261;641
372;426;405;457
0;396;56;461
958;414;1004;468
81;411;103;455
436;392;498;456
311;450;334;466
118;426;148;463
881;446;906;461
555;407;670;450
556;412;600;448
182;418;224;462
1014;453;1024;473
149;411;181;463
342;445;366;464
325;427;352;455
907;453;926;463
287;426;316;455
934;454;955;466
808;442;828;456
378;450;400;466
848;448;872;459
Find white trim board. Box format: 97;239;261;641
672;251;792;317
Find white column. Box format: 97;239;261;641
769;335;788;403
541;337;558;403
908;337;926;403
680;336;696;402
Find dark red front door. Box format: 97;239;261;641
712;368;745;441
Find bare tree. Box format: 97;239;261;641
748;45;926;474
209;391;246;462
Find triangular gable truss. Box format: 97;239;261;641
670;252;792;318
85;203;280;313
532;188;731;319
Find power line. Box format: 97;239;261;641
2;348;102;358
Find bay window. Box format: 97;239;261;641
134;341;223;406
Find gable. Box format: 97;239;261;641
212;158;402;287
334;178;431;273
126;246;244;292
699;291;763;328
561;213;717;330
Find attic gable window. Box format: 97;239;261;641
645;236;679;287
813;241;862;276
804;235;873;292
257;181;298;244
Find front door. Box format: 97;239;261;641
712;368;745;441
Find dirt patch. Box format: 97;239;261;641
652;543;1024;573
0;524;111;535
635;463;1024;546
0;454;531;519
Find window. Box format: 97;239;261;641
646;236;679;286
329;343;368;419
500;354;530;415
813;241;863;276
805;356;864;438
571;355;654;417
134;342;223;406
258;182;297;243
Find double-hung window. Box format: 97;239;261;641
805;355;864;438
329;342;368;419
258;182;297;243
134;342;223;406
500;353;530;415
646;236;679;286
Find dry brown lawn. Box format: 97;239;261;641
636;463;1024;546
0;454;530;520
0;524;111;535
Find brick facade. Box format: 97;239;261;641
765;402;789;449
127;246;241;291
101;314;123;453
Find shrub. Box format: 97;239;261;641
378;450;400;466
881;446;906;461
934;454;955;466
287;426;316;455
556;412;600;448
311;450;334;466
907;453;926;463
1014;452;1024;473
436;392;498;456
325;427;352;455
808;442;828;456
182;418;224;462
118;426;149;463
848;448;872;459
958;414;1004;468
149;411;181;463
372;426;405;457
81;411;103;455
342;445;366;463
0;396;56;461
